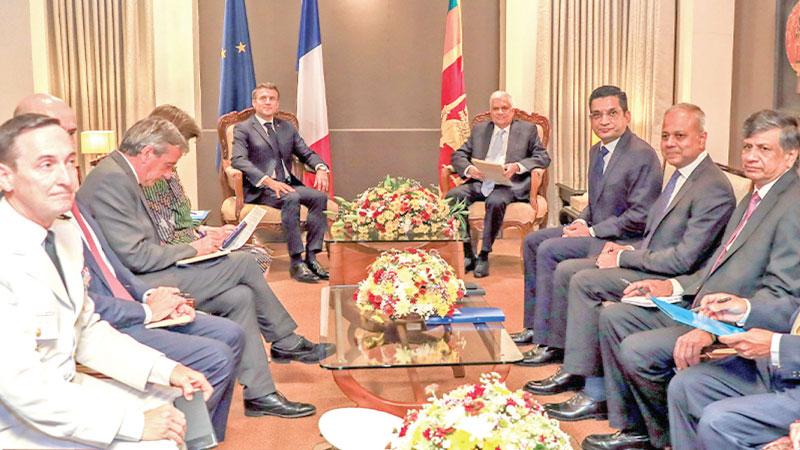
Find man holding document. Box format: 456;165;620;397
447;90;550;277
79;117;332;420
580;109;800;450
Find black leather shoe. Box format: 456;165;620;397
290;262;320;283
306;259;329;280
545;392;607;421
271;336;335;364
516;346;564;367
582;430;655;450
524;369;584;395
244;392;316;418
464;255;476;272
511;328;535;345
473;257;489;278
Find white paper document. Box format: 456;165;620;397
176;206;267;266
472;158;512;186
622;294;683;308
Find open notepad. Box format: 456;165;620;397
621;294;683;308
176;206;268;266
472;159;512;186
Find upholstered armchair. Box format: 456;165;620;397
439;109;551;254
217;107;337;236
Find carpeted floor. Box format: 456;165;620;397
219;236;613;449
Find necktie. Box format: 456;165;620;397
480;129;506;197
640;171;682;249
43;231;67;288
708;191;761;274
588;146;610;193
265;121;288;182
71;205;135;301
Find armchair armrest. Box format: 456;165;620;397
439;164;457;197
224;165;246;219
556;183;585;205
528;168;546;216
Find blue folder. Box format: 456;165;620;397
651;296;745;336
425;307;505;326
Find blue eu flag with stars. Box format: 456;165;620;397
217;0;256;167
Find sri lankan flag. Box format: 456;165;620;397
439;0;469;190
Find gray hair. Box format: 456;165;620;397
489;90;513;106
119;117;188;156
665;103;706;132
743;110;800;152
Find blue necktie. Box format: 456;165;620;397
480;129;506;197
588;146;609;193
653;170;681;216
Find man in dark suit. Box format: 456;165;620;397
582;109;800;450
78;117;332;419
669;304;800;450
511;85;663;365
231;82;330;283
523;104;736;422
72;201;242;441
447;90;550;277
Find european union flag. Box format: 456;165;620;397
217;0;256;166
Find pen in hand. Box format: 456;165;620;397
690;296;731;313
620;278;648;296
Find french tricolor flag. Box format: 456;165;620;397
296;0;333;195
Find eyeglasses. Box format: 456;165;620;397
589;109;622;121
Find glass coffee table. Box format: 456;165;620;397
319;285;523;417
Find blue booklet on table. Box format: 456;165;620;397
651;297;745;336
426;307;505;326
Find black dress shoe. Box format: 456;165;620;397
523;369;584;395
516;346;564;367
244;391;316;418
582;430;655;450
271;336;335;364
464;255;476;272
510;328;535;345
545;392;607;421
473;257;489;278
306;259;329;280
290;262;320;283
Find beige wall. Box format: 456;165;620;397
195;0;500;220
0;0;35;119
729;0;777;167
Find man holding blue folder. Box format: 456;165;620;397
581;110;800;450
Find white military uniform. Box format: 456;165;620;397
0;199;179;449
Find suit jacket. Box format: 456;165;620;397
578;128;662;241
450;118;550;201
77;151;196;273
618;156;736;276
0;200;167;446
76;201;153;330
231;116;326;202
676;170;800;332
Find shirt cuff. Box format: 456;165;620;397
669;279;684;296
148;357;179;386
464;165;477;178
141;304;152;324
736;299;752;327
771;333;782;367
257;175;270;187
515;163;526;174
616;250;625;266
314;164;328;172
117;411;145;441
588;227;596;237
573;219;588;226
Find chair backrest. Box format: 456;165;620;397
216;108;300;198
470;108;551;197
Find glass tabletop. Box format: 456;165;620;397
319;285;523;370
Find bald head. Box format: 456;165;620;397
14;94;78;142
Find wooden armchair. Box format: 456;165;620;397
217;107;337;236
439;109;551;253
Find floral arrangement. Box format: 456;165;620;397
329;175;466;240
354;248;465;322
389;373;573;450
355;328;466;366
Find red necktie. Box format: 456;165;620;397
708;192;761;273
71;204;135;301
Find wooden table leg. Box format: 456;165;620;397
451;365;466;378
